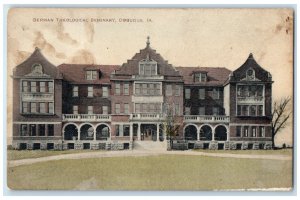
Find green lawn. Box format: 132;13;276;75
7;150;96;161
193;149;293;155
7;155;292;190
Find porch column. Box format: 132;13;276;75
78;126;81;140
130;123;133;142
93;127;96;141
212;128;215;141
227;127;230;141
156;123;160;142
137;123;141;141
197;128;200;141
45;124;48;137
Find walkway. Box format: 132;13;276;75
8;149;292;168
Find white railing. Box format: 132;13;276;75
130;113;162;120
62;114;111;122
132;75;164;80
184;115;230;123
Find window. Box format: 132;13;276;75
175;104;180;115
149;84;154;95
135;103;141;113
115;104;120;114
88;86;93;97
124;103;129;114
124;83;129;95
185;107;191;115
123;125;130;136
194;73;207;82
38;124;45;136
22;81;28;92
175;85;181;96
31;103;37;113
142;84;147;95
199;88;205;100
237;105;242;116
139;60;157;76
20;124;28;136
258;126;265;137
116;125;123;136
212;107;219;115
48;124;54;136
22;102;28;113
242;105;249;116
40;82;45;92
29;124;36;136
236;126;241;137
86;70;97;80
258;105;264;116
73;86;78;97
199;107;205;115
102;106;108;114
237;85;264;98
135;84;140;95
142;104;147;113
102;87;108;97
48;82;54;93
115;83;120;95
73;106;78;114
48;102;54;113
31;82;36;92
250;105;256;116
149;104;155;113
212;88;220;99
166;85;172;96
40;103;46;113
185;88;191;99
251;127;257;137
155;84;160;95
243;126;249;137
88;106;93;114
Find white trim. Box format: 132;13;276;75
13;121;61;124
229;123;272;127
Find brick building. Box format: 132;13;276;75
11;38;273;150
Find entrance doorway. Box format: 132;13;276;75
141;124;157;141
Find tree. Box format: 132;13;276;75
161;100;180;150
271;97;292;149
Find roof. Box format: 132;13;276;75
227;53;272;83
57;64;120;84
114;38;181;78
175;67;232;86
13;47;62;79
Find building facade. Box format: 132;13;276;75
12;38;273;150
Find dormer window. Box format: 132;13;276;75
86;70;97;80
139;59;157;76
246;68;255;80
194;72;207;82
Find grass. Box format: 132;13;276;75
193;149;293;155
7;148;293;161
7;150;96;161
7;155;292;190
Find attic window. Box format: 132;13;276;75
246;68;255;80
194;72;207;82
86;70;98;80
139;59;157;76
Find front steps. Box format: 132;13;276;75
133;140;167;151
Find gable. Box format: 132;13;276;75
13;47;62;79
230;53;272;83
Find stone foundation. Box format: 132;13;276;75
209;141;218;150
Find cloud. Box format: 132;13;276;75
56;21;78;45
69;49;96;64
33;31;67;59
84;22;95;43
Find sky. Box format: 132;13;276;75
6;8;294;145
